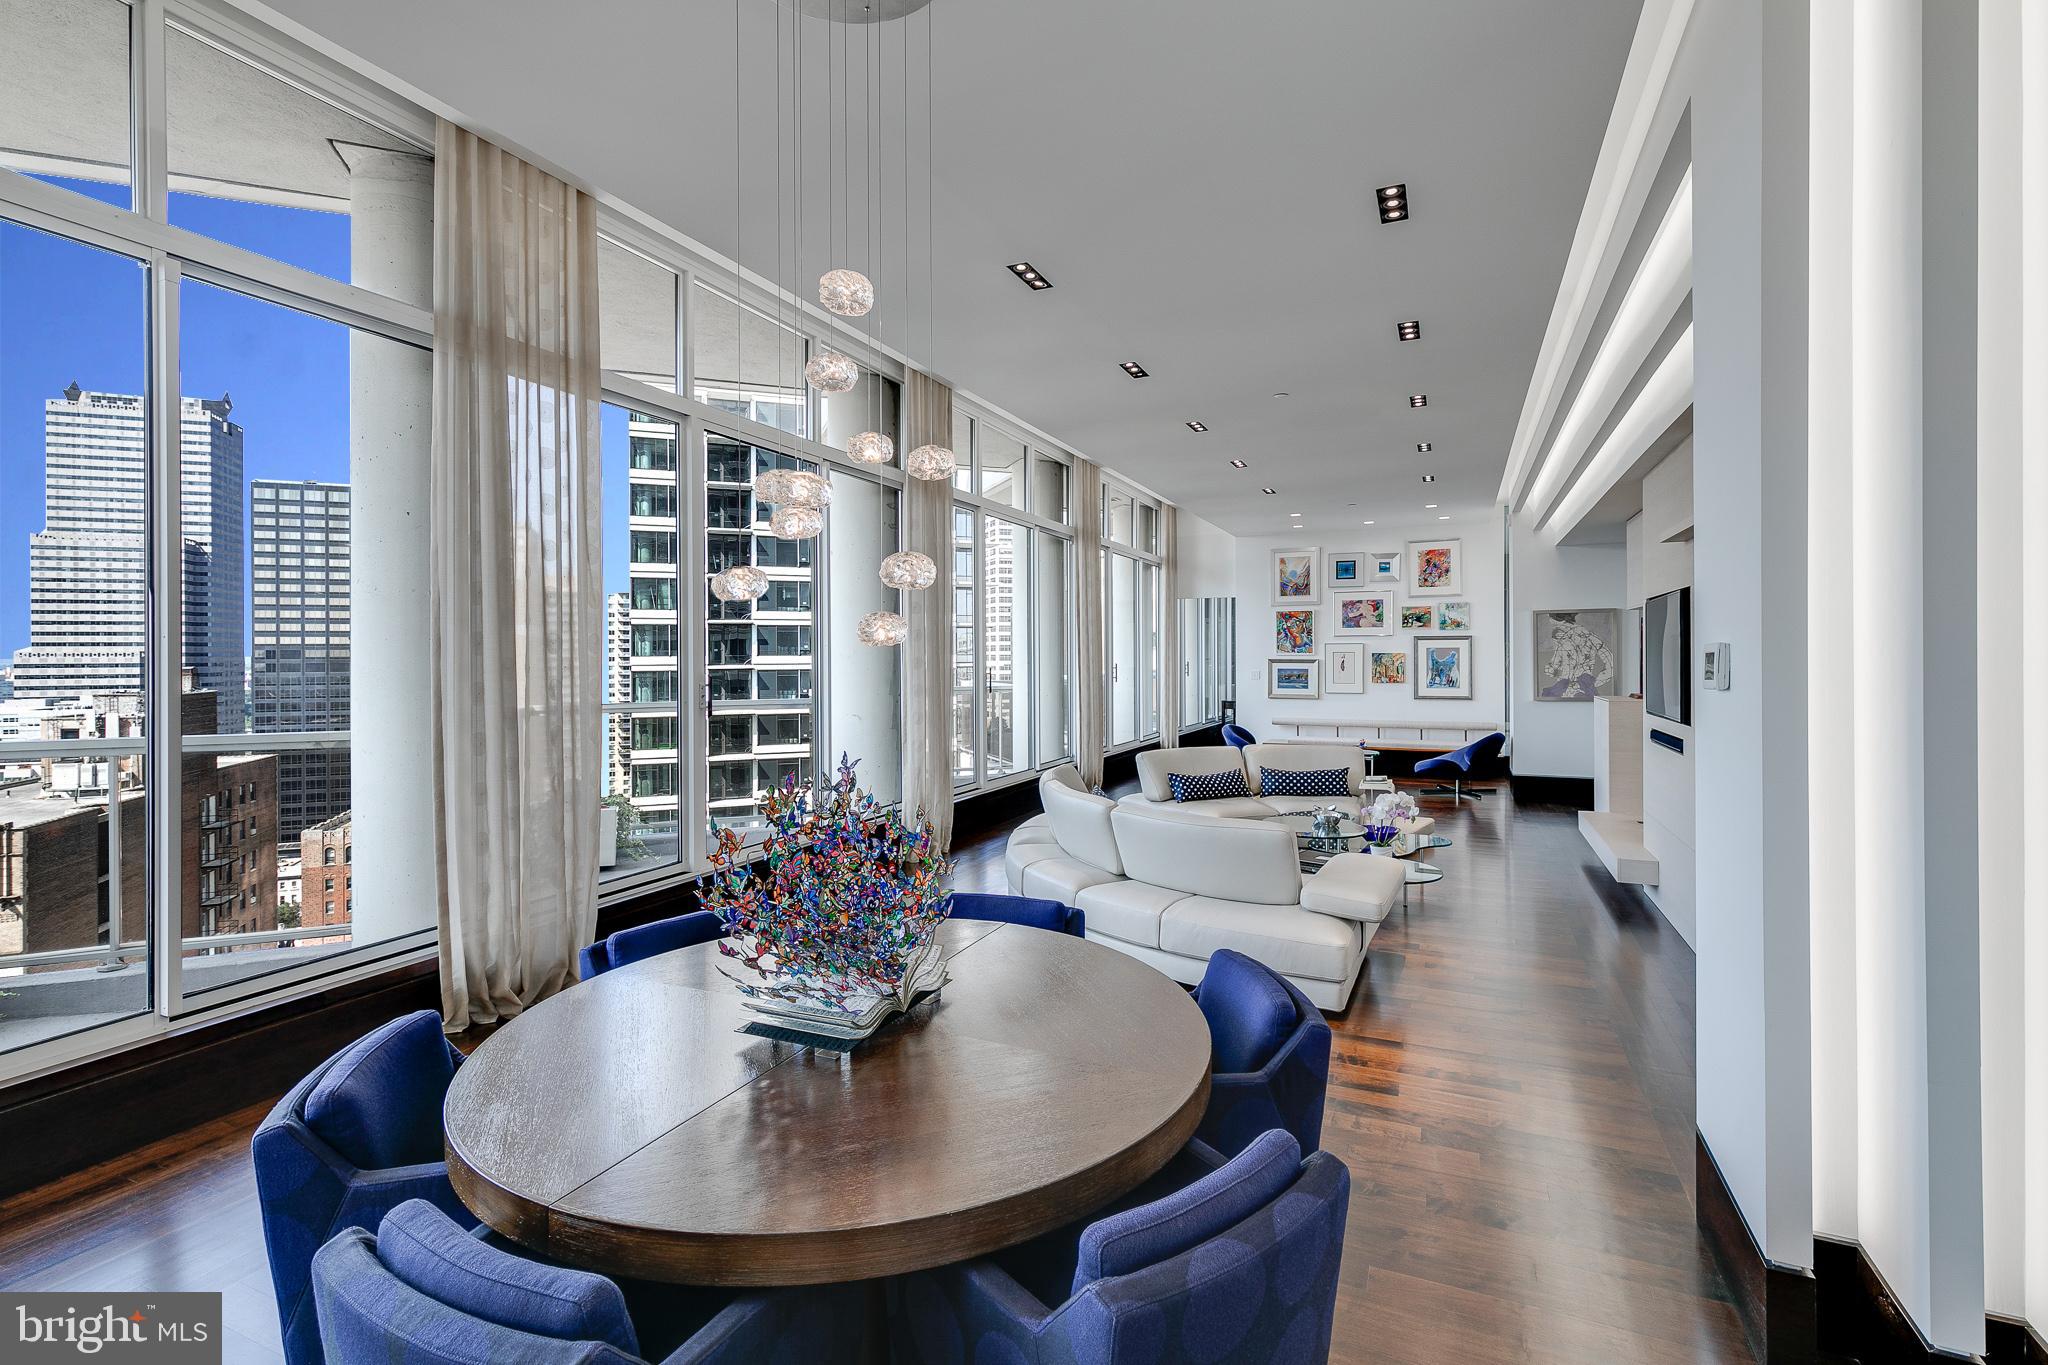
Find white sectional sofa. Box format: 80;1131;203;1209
1003;757;1410;1011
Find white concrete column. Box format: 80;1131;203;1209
337;143;435;948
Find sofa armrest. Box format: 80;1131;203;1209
1298;853;1403;925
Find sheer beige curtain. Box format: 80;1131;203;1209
430;121;603;1031
903;369;956;847
1159;503;1181;749
1073;457;1106;787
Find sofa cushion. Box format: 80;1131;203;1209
1298;853;1405;925
304;1010;456;1171
1074;880;1196;950
1257;766;1352;798
1010;813;1059;846
1169;768;1252;803
1005;839;1065;893
1120;793;1278;821
1134;747;1251;803
1243;742;1365;789
1043;780;1124;875
1111;805;1302;906
1197;950;1301;1074
1159;897;1362;983
1019;856;1126;904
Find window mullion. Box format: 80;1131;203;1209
147;250;184;1016
679;413;711;873
133;0;168;221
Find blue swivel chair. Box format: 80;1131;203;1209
254;1010;473;1365
889;1130;1350;1365
579;909;726;979
1414;730;1508;803
1220;722;1256;749
1195;949;1332;1157
947;891;1085;937
312;1200;868;1365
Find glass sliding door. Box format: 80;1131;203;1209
951;507;978;784
1032;530;1072;765
1141;562;1161;739
825;470;902;806
1109;553;1140;745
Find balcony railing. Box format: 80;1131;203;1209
0;921;355;973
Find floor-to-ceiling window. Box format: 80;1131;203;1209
1101;478;1164;752
0;0;436;1068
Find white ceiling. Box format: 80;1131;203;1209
252;0;1642;536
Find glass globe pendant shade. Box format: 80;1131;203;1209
819;268;875;318
856;610;909;647
769;502;825;540
847;431;895;465
709;564;770;602
905;443;957;482
754;468;830;508
878;550;937;591
804;349;859;393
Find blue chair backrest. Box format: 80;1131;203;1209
1053;1132;1351;1363
1468;730;1508;765
1220;723;1256;749
947;891;1084;937
1195;950;1332;1155
254;1011;472;1365
580;909;726;978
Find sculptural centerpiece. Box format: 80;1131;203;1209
699;755;951;1044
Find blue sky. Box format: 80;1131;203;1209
1;177;635;665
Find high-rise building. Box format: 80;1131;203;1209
250;480;352;849
604;591;631;804
11;385;246;732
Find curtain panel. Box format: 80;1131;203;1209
430;121;604;1031
1073;457;1106;788
903;370;956;848
1159;503;1181;748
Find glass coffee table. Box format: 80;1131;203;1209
1264;813;1445;900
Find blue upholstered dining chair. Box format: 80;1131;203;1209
946;891;1085;938
312;1199;868;1365
888;1130;1350;1365
1220;722;1256;749
579;910;726;979
1414;730;1508;803
254;1010;472;1365
1195;949;1333;1158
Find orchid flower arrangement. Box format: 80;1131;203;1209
700;754;951;1015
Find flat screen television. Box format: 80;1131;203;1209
1645;587;1691;725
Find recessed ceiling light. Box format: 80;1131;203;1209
1362;520;1375;525
1417;442;1432;453
1438;514;1451;520
1261;487;1277;495
1186;420;1209;433
1409;394;1428;408
1421;474;1437;483
1397;320;1421;342
1118;360;1148;378
1272;392;1290;399
1228;458;1248;469
1007;261;1052;290
1377;182;1409;224
1425;504;1438;509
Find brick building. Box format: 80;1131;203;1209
298;812;352;930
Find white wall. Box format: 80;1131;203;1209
1506;518;1628;779
1638;443;1695;945
1176;510;1236;600
1228;515;1503;739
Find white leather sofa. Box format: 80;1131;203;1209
1004;763;1405;1011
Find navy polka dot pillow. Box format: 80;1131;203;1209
1258;767;1352;797
1168;768;1251;802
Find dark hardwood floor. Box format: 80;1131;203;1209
0;781;1747;1364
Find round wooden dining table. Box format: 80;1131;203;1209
443;918;1213;1286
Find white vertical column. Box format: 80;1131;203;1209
337;144;435;948
2020;0;2048;1333
1848;0;1933;1330
1806;0;1858;1244
1976;0;2025;1323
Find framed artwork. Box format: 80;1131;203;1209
1274;609;1316;655
1332;594;1393;637
1400;604;1434;630
1327;644;1365;693
1369;651;1408;685
1533;608;1620;701
1415;634;1475;699
1438;600;1472;631
1368;551;1401;583
1407;537;1463;595
1271;546;1320;606
1268;658;1323;699
1331;556;1359;583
